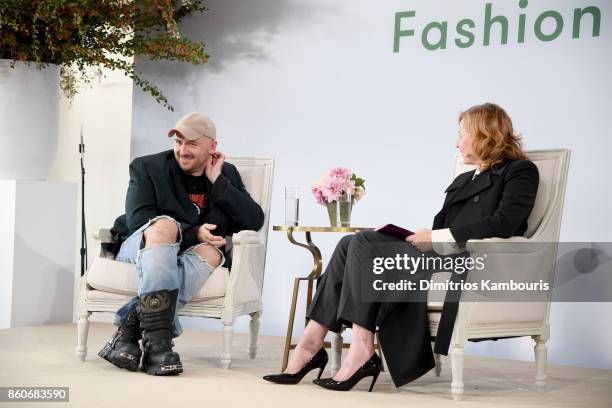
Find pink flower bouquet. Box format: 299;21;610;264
311;167;366;205
311;167;365;226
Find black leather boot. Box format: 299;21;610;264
139;289;183;375
98;302;142;372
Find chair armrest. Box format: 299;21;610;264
460;236;556;303
92;227;116;259
223;230;266;308
466;236;550;254
93;227;113;243
231;229;263;245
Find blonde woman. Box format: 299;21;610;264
264;103;539;391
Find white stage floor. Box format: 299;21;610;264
0;322;610;407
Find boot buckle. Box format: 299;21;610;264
160;364;182;372
119;352;139;362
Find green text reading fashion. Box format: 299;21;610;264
393;1;601;52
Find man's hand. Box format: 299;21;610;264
197;223;226;247
406;228;433;252
205;151;225;183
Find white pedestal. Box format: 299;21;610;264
0;180;77;329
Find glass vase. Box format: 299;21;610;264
326;191;352;227
326;201;338;227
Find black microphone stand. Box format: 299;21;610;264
79;125;88;276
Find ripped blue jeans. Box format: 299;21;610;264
114;215;224;337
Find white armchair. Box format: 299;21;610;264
428;149;571;398
75;157;274;369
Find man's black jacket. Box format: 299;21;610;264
112;150;264;265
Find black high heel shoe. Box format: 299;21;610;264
313;353;382;392
263;348;328;384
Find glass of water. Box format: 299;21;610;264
338;189;352;227
285;187;299;226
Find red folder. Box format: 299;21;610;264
375;224;415;240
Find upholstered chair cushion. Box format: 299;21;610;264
86;257;229;301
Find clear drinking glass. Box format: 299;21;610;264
338;190;352;227
285;187;300;226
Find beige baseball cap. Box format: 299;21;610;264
168;112;216;141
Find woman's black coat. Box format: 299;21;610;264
379;159;539;387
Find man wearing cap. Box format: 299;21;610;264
98;112;264;375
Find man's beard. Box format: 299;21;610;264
176;153;205;175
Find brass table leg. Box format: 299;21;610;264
281;229;322;371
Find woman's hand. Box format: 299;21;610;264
197;223;226;247
406;228;433;252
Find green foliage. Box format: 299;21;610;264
0;0;210;110
351;173;366;190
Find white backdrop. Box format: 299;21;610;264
130;0;612;369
